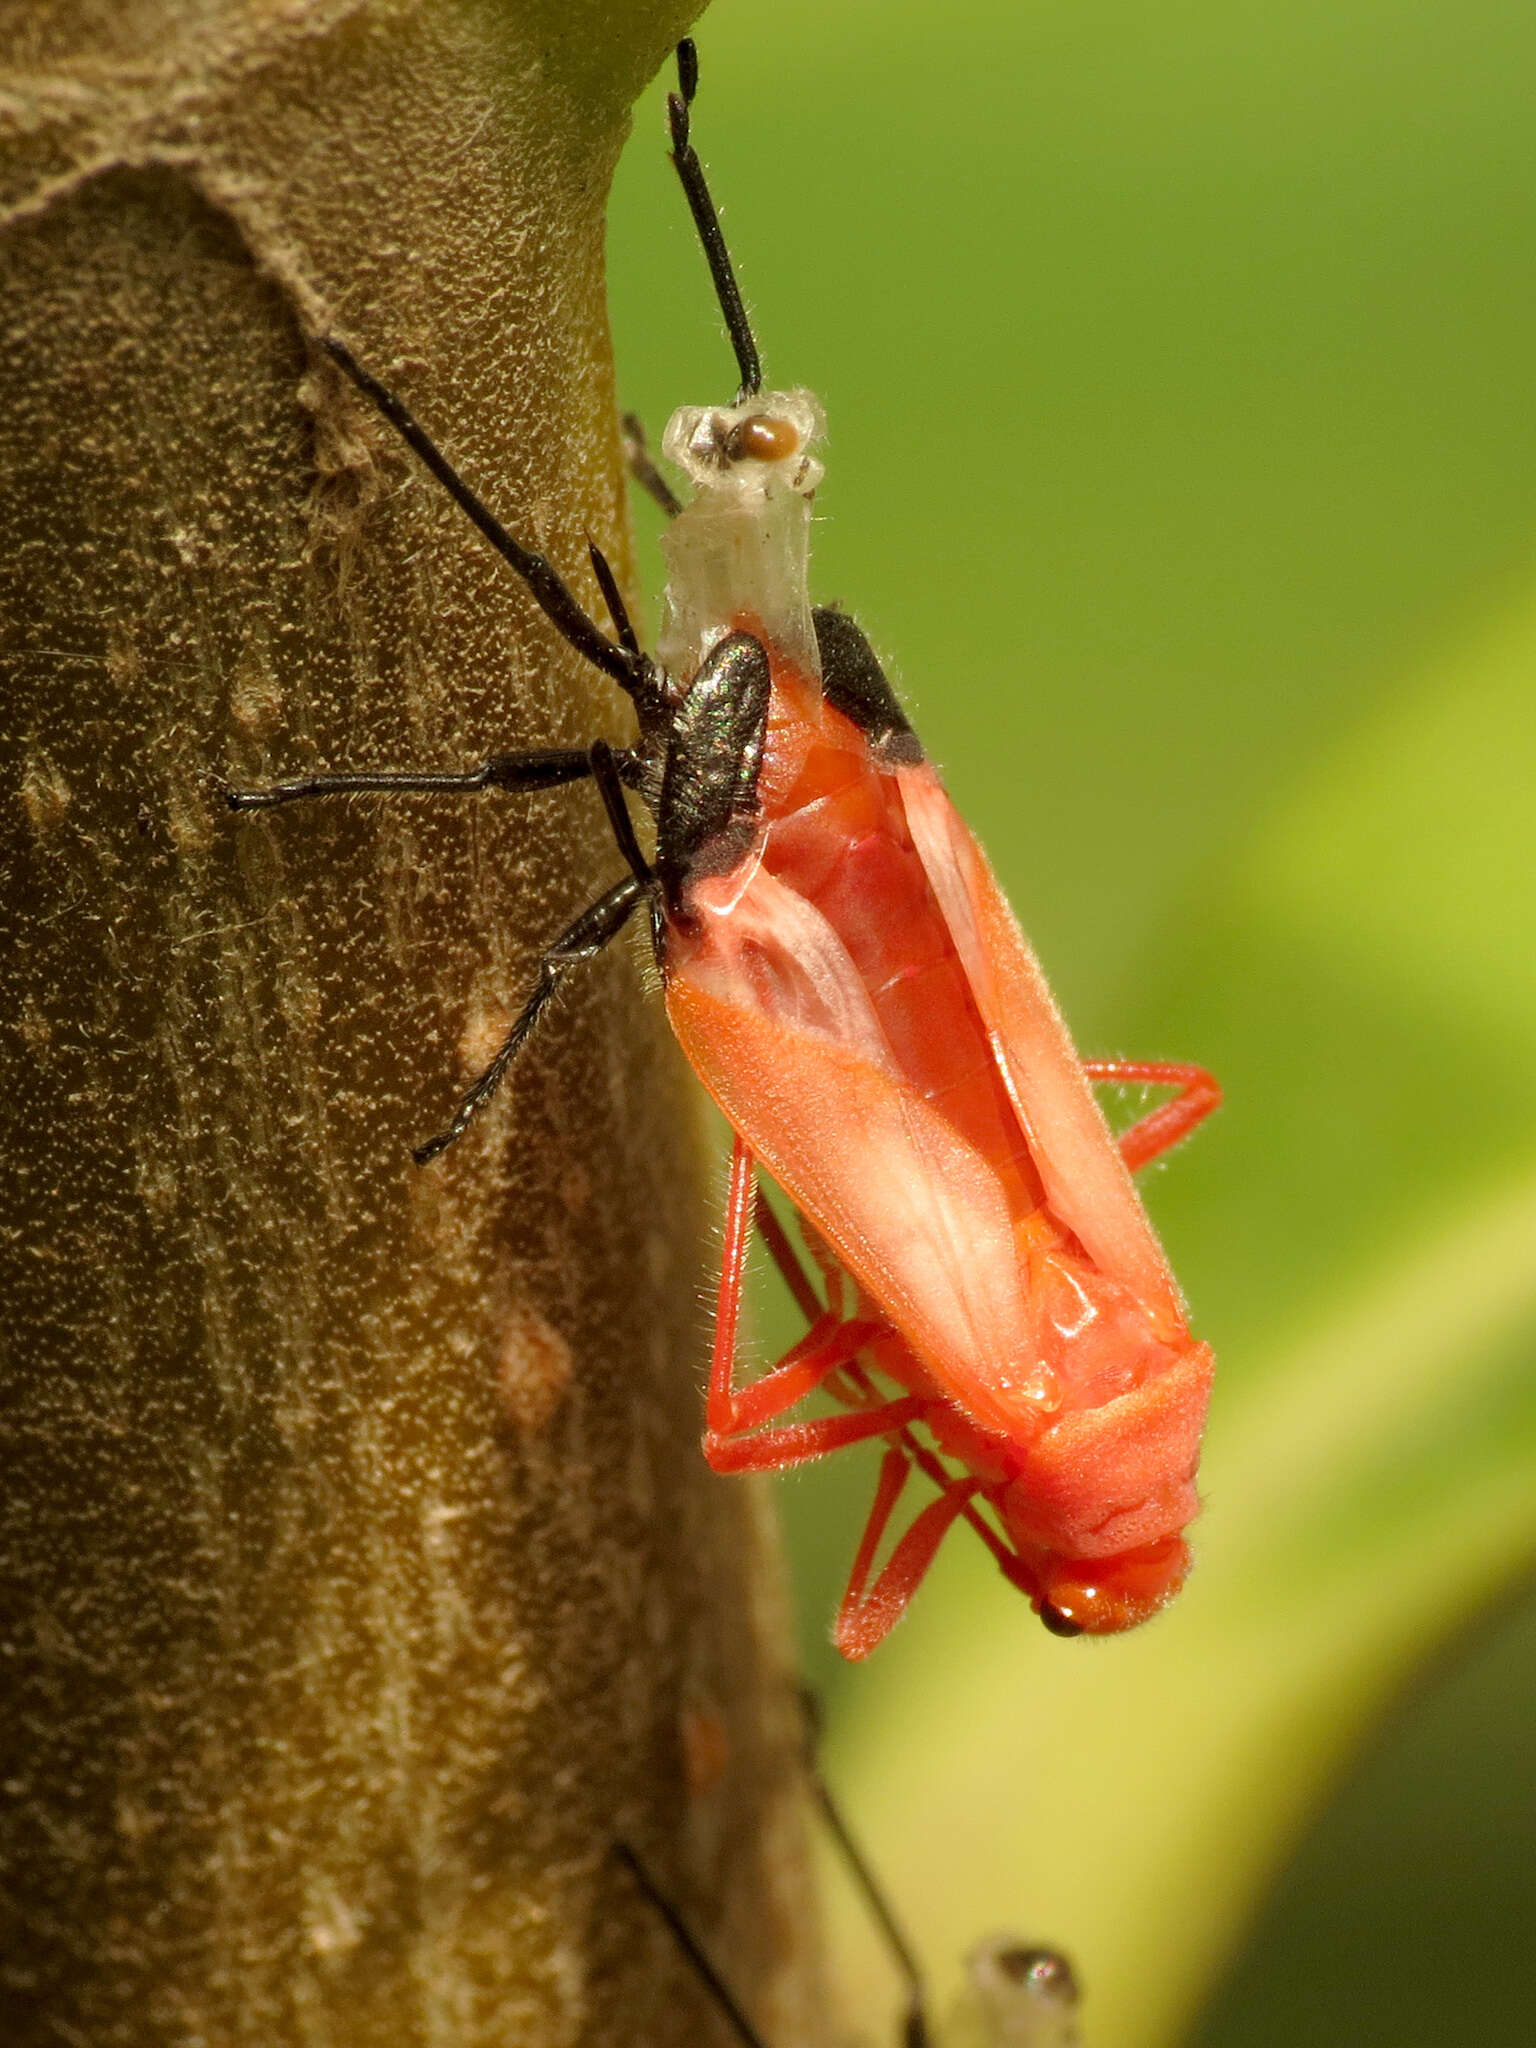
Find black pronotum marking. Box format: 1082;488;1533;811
655;632;771;907
813;607;923;766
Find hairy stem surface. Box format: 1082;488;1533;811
0;5;825;2042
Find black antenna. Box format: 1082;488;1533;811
614;1841;769;2048
668;39;764;401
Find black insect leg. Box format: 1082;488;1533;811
589;739;654;888
798;1690;932;2048
586;540;643;658
413;876;646;1165
223;748;603;812
620;412;683;519
612;1842;768;2048
321;336;667;719
668;40;763;402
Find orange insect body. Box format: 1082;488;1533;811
664;633;1214;1653
636;254;1220;1653
229;40;1219;1660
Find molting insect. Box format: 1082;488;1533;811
228;40;1221;1656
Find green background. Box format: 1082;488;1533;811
608;4;1536;2042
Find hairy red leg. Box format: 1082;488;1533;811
705;1395;930;1474
834;1447;982;1660
707;1134;899;1456
833;1356;1033;1584
711;1313;891;1437
708;1131;758;1414
1083;1058;1222;1173
745;1207;1035;1590
721;1146;1035;1614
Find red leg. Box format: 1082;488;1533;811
710;1311;890;1437
711;1142;1033;1636
705;1394;929;1475
707;1134;897;1458
835;1357;1033;1584
833;1448;981;1661
708;1132;758;1416
1083;1058;1222;1173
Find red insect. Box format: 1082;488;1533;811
229;41;1220;1656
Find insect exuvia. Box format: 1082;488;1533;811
229;40;1221;1654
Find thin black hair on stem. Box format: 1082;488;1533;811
613;1841;769;2048
668;39;763;402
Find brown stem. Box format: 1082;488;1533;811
0;5;827;2042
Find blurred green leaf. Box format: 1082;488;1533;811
822;583;1536;2047
609;4;1536;2041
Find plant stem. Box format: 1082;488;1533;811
0;5;826;2041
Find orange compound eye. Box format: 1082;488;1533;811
724;413;800;462
1035;1536;1191;1637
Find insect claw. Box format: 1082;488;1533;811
676;36;699;105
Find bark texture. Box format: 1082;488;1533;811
0;4;825;2043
